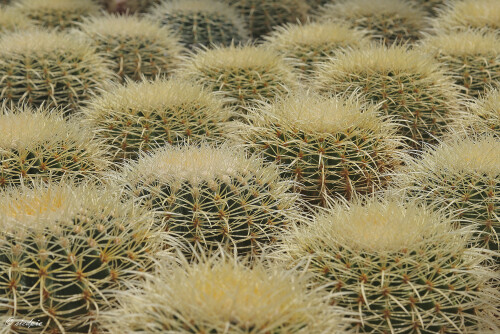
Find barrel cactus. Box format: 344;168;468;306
78;14;183;82
0;30;113;112
318;0;427;46
224;0;310;38
100;0;160;13
0;7;33;33
315;45;461;150
415;0;448;16
234;93;402;206
148;0;249;49
83;78;232;161
264;22;369;79
395;136;500;253
0;182;159;333
278;197;500;333
433;0;500;33
0;106;108;187
420;29;500;98
119;145;298;258
179;45;298;115
13;0;101;30
100;255;349;333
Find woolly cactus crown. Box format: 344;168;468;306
433;0;500;32
101;255;348;333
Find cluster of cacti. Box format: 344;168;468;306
394;136;500;252
278;197;500;333
148;0;249;49
179;44;297;114
433;0;500;33
224;0;310;38
0;30;113;112
0;106;108;187
12;0;101;29
0;182;159;333
0;7;32;33
100;254;349;333
264;22;369;78
318;0;427;46
83;79;232;161
119;145;298;257
315;45;460;149
78;14;184;81
234;93;402;206
421;29;500;98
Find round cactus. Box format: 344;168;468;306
0;30;113;112
395;136;500;253
315;45;461;150
420;29;500;98
178;45;298;115
83;78;232;161
0;7;33;33
119;145;298;258
234;93;402;206
264;22;369;79
13;0;101;30
148;0;249;49
100;255;349;333
433;0;500;33
278;197;500;333
78;14;184;82
318;0;427;46
0;106;108;187
224;0;310;38
0;182;159;333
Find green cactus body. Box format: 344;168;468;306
0;183;159;333
433;0;500;33
0;7;33;33
0;30;113;112
13;0;101;30
318;0;427;46
149;0;249;49
179;45;298;115
315;45;460;150
100;256;348;333
0;107;108;187
264;22;369;79
79;14;183;82
279;198;500;333
235;93;401;206
83;79;232;161
421;30;500;98
121;145;298;257
396;137;500;252
224;0;309;38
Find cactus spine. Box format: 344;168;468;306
432;0;500;33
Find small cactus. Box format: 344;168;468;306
318;0;427;46
0;105;108;187
0;30;113;112
432;0;500;33
13;0;101;30
394;136;500;252
83;78;232;161
78;14;184;81
234;92;402;206
148;0;249;49
264;22;369;79
178;44;298;115
420;29;500;98
278;197;500;333
100;253;349;333
119;145;299;258
0;7;33;33
224;0;310;38
315;45;461;150
0;182;159;333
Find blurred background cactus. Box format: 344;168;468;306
83;79;232;161
78;14;184;82
119;145;298;258
100;0;160;13
0;7;33;33
433;0;500;33
148;0;249;49
0;30;113;112
0;182;159;333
